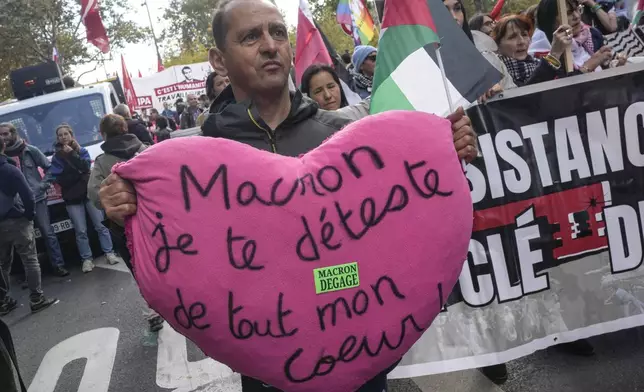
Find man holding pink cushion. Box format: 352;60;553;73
98;0;478;390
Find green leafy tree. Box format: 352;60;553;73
0;0;146;100
161;0;217;54
164;43;210;67
461;0;539;18
289;0;378;55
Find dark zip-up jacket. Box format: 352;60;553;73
201;86;352;157
126;119;154;145
0;155;35;221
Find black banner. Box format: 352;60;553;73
455;65;644;308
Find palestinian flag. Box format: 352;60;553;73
371;0;501;115
634;0;644;25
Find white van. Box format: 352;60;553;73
0;83;121;250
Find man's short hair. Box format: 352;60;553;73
100;114;128;139
150;108;159;115
0;122;17;136
0;135;5;153
211;0;239;50
182;66;191;73
62;75;76;88
114;104;132;119
156;116;169;129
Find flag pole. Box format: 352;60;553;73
435;43;467;172
368;0;383;31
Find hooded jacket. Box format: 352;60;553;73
88;134;147;209
201;85;352;157
50;145;92;204
0;155;35;222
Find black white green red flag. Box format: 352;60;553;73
371;0;501;115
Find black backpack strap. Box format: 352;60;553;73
0;319;27;392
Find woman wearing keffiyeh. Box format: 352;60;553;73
534;0;625;73
493;15;574;86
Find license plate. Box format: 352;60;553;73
34;219;74;238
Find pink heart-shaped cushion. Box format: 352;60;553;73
116;110;472;392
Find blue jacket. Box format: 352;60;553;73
50;146;92;204
8;144;53;203
0;155;35;221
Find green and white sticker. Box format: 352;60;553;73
313;262;360;294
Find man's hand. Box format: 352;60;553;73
447;107;478;163
99;173;137;226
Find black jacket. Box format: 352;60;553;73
202;86;352;157
126;119;154;145
180;107;202;129
0;155;34;221
51;147;91;205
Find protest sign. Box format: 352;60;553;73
604;26;644;60
131;62;212;111
391;64;644;378
115;111;473;392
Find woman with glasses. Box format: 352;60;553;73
445;0;517;93
469;13;496;36
534;0;622;72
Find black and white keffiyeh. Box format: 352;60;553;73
352;71;373;91
498;54;540;87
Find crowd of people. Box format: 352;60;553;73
0;0;642;390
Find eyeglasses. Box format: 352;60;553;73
366;55;377;62
483;20;496;27
568;4;583;15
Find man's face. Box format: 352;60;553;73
187;94;199;108
360;51;377;77
0;127;14;146
213;0;292;99
163;102;170;110
213;74;230;96
183;68;192;80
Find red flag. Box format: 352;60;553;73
157;56;165;72
138;69;143;78
81;0;110;53
121;55;137;112
295;0;333;86
489;0;505;20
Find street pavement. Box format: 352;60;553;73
3;256;644;392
